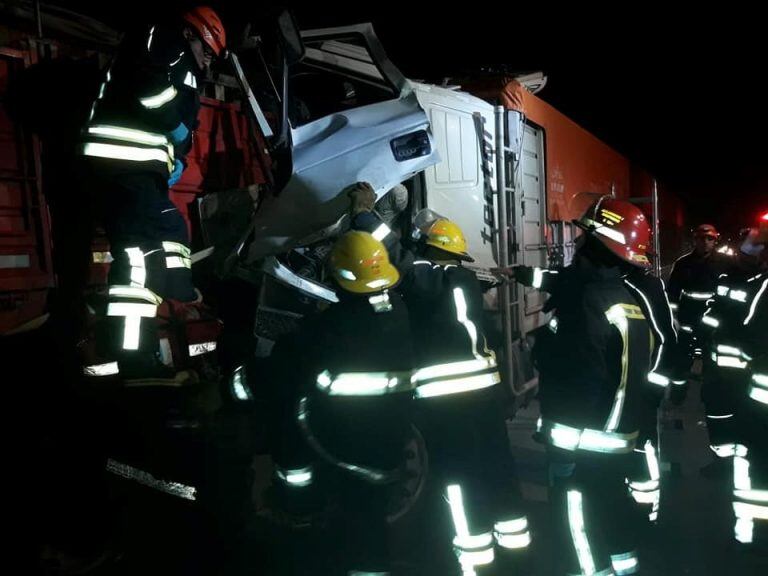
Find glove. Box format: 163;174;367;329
168;159;184;187
169;122;190;146
492;265;535;286
344;181;376;215
513;265;535;286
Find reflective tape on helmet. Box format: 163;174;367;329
545;420;637;454
140;85;178;108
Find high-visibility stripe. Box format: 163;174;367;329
414;372;500;399
605;304;644;431
647;372;670;386
231;366;251;400
83;142;172;170
316;369;415;396
275;466;314;487
744;278;767;325
412;357;497;384
368;292;393;313
296;397;394;483
716;355;747;369
84;362;120;376
92;251;113;264
567;490;597;575
624;279;666;373
717;285;730;296
162;241;191;257
183;71;197;89
711;443;747;458
749;386;768;405
106;458;196;500
495;531;531;549
146;26;155;50
108;286;162;305
702;315;720;328
611;551;639;575
87;125;169;147
730;289;748;302
493;516;530;550
166;256;191;269
140;85;178;109
371;223;392;242
545;421;637;454
681;290;714;301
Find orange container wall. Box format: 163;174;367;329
524;93;632;222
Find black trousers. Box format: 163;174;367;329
548;448;644;575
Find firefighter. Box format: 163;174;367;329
268;231;415;575
667;224;731;364
405;220;531;575
79;6;226;381
497;199;683;524
346;182;531;574
700;215;768;549
520;198;653;575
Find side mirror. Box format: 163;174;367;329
275;9;305;66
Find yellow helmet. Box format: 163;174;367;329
425;218;474;262
330;231;400;294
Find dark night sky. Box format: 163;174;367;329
39;2;768;231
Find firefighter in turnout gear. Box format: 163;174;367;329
79;6;226;381
403;218;530;575
268;231;415;575
700;215;768;549
498;198;681;524
524;198;654;575
667;224;732;364
345;182;530;574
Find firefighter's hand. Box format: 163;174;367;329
493;265;535;286
345;181;377;215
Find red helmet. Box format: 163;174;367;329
575;197;652;269
183;6;226;57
